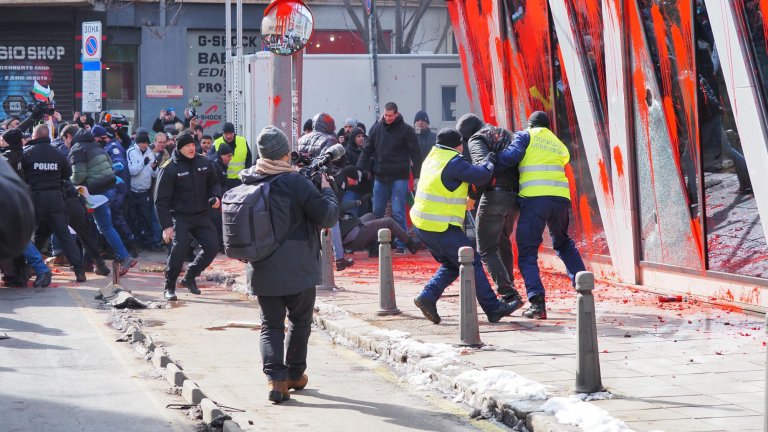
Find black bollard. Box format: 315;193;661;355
575;271;604;393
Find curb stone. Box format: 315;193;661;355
312;307;572;432
119;320;247;431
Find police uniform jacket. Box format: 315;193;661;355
154;149;222;230
22;136;71;192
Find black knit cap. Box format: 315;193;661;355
135;132;150;144
527;111;550;129
176;132;196;149
436;128;462;148
223;122;235;134
2;128;23;148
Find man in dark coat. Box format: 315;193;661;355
242;126;338;404
413;110;436;163
155;133;222;301
356;102;422;252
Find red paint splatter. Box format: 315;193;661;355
612;146;624;177
579;195;595;254
596;158;610;196
273;95;281;107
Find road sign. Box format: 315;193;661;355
82;64;101;112
82;21;102;61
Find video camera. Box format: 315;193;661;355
26;99;55;120
109;113;129;135
188;95;201;119
291;143;346;192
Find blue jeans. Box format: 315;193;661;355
331;223;344;260
24;242;49;275
516;196;586;299
341;190;362;217
130;190;162;247
92;188;130;261
414;225;501;314
372;179;409;249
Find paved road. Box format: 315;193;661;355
0;286;193;432
1;275;498;432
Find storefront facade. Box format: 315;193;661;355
448;0;768;311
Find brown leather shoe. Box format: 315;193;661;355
287;374;308;391
268;380;290;403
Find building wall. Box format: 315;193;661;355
447;0;768;312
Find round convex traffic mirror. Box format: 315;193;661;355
261;0;314;55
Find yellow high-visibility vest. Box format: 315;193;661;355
518;127;571;200
410;146;468;232
214;135;247;179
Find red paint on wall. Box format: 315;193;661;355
597;158;611;196
273;95;281;108
447;1;477;114
579;195;595;254
612;146;624;177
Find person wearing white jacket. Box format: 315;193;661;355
127;131;163;251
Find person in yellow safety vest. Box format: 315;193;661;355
497;111;586;320
214;122;252;189
411;128;519;325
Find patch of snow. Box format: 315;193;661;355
314;302;349;319
372;329;411;339
541;395;633;432
406;372;433;389
455;369;548;401
575;391;614;402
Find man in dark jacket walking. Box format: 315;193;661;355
457;113;523;309
356;102;422;251
155;133;222;301
70;129;136;275
242;126;338;404
414;110;436;163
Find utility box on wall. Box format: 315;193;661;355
243;53;478;147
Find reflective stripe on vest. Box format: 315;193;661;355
409;146;468;232
214;136;248;179
518;127;571;200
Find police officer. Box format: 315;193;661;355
410;128;516;324
22;124;87;282
213;122;252;187
498;111;586;319
155;132;222;301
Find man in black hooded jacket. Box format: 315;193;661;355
456;113;523;309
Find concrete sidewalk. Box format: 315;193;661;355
115;250;765;431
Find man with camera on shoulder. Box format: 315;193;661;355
240;125;339;404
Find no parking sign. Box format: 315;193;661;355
82;21;102;61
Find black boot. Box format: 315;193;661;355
368;243;379;258
163;280;178;301
94;259;111;276
127;241;140;258
499;286;524;313
405;239;419;254
179;272;201;294
33;271;52;288
522;294;547;320
74;268;87;283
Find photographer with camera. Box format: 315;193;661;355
240;125;339;403
154;132;221;301
153;107;183;133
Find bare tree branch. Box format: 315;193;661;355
433;18;450;54
403;0;433;52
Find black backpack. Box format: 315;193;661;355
222;174;284;262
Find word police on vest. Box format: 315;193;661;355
34;162;58;170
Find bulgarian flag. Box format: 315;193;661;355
32;80;53;102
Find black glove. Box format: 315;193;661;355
143;156;150;165
481;152;497;171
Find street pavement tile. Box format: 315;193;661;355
625;418;729;431
599;363;646;379
710;391;764;405
717;370;764;382
608;407;689;422
589;397;663;412
605;376;670;393
617;357;708;376
649;395;735;408
608;384;697;398
700;415;764;432
667;403;759;419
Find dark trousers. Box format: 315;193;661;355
475;190;518;295
165;212;218;282
209;207;223;249
516;196;586;299
110;190;135;246
257;287;316;381
343;215;410;251
39;195;105;266
414;225;501;314
32;190;83;270
130;190;162;248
